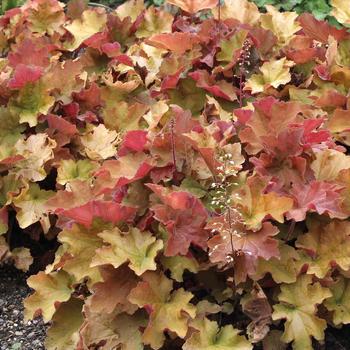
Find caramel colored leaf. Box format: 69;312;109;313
311;149;350;181
212;0;260;25
88;265;138;315
79;308;146;350
234;177;293;230
11;247;33;272
45;298;84;350
328;109;350;134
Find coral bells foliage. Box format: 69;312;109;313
2;0;350;349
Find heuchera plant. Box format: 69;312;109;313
1;0;350;348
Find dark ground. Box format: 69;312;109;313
0;265;47;350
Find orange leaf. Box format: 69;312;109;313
166;0;218;14
147;32;200;54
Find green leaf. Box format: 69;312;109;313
168;79;206;115
57;159;97;185
180;178;207;198
1;0;25;14
161;255;199;282
9;82;54;127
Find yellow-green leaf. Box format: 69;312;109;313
331;0;350;25
9;82;55;127
260;5;300;45
92;227;163;276
245;58;292;94
128;271;196;349
272;275;331;350
64;9;107;51
13;183;54;230
161;255;199;282
296;219;350;278
212;0;260;25
58;223;105;285
183;318;252;350
24;271;73;322
324;276;350;325
79;124;121;161
57;159;97;186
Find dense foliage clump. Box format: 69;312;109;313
2;0;350;349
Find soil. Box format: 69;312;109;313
0;264;47;350
324;327;350;350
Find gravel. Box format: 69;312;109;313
0;264;47;350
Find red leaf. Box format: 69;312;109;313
298;13;348;44
8;64;43;89
189;70;237;101
61;201;136;227
207;217;280;262
287;181;346;221
147;184;209;256
314;64;330;80
8;38;53;68
73;82;102;111
46;114;78;136
118;130;148;156
161;69;183;91
62;102;79;118
101;41;121;57
94;154;155;193
314;90;347;109
83;31;109;51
